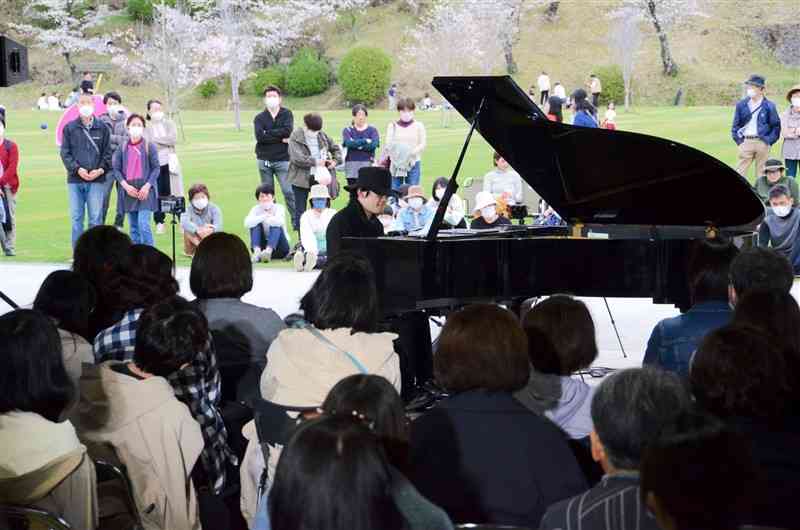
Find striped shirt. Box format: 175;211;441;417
540;472;660;530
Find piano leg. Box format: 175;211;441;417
388;311;433;402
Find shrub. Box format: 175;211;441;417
128;0;175;23
197;79;218;99
338;46;392;106
595;65;624;107
250;66;286;96
285;48;330;97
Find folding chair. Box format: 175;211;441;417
0;504;72;530
93;458;142;530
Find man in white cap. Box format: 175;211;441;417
295;184;337;271
470;191;512;230
395;185;433;233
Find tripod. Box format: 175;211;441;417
169;211;179;276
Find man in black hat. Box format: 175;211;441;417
731;74;781;180
326;166;392;259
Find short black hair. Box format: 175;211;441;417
300;252;379;333
687;237;739;304
431;177;448;199
591;368;691;470
72;225;132;293
190;232;253;299
33;270;96;339
0;310;74;422
134;296;209;377
729;247;793;299
768;184;791;200
263;85;282;97
396;97;415;111
303;112;323;131
145;99;162;120
126;113;146;127
103;91;122;105
188;183;210;200
352;104;368;117
255;183;275;199
523;295;598;375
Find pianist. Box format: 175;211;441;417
470;191;511;230
326;166;392;258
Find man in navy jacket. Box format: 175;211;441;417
731;74;781;180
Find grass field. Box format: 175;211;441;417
1;105;756;265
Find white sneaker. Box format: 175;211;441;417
260;247;273;263
251;247;262;263
156;223;165;234
304;251;318;272
293;251;305;272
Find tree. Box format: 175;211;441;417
329;0;371;39
618;0;706;77
609;8;643;109
11;0;115;80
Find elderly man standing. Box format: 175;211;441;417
732;74;781;180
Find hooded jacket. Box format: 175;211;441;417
78;362;204;530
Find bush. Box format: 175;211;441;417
250;66;286;97
595;65;624;107
338;46;392;106
128;0;175;22
285;48;330;97
197;80;218;99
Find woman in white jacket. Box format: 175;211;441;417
294;184;336;272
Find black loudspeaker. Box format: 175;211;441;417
0;36;29;88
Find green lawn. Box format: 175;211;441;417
3;106;752;265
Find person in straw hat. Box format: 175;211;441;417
470;191;512;230
780;84;800;179
395;184;434;233
294;184;337;272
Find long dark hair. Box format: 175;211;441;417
547;96;563;122
269;415;405;530
33;270;96;340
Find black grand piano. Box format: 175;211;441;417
341;76;764;392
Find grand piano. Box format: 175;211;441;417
341;76;764;393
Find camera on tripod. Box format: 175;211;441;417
159;195;186;215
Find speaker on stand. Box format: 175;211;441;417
0;36;29;88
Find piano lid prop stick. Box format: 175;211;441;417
427;95;487;242
603;297;628;359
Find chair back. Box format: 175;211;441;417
93;455;142;529
0;505;72;530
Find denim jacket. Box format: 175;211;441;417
642;300;732;377
731;97;781;146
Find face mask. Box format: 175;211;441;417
773;205;792;218
434;188;444;200
311;198;327;210
151;111;164;121
399;111;413;122
79;105;94;118
128;125;143;139
107;104;120;115
481;205;497;219
193;197;208;210
408;197;424;210
792;97;800;109
260;199;274;209
265;96;280;110
746;87;757;98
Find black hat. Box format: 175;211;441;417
744;74;766;88
345;166;394;196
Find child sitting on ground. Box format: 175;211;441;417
244;184;291;263
295;184;336;272
602;102;617;130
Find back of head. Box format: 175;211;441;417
523;295;598;375
591;367;691;470
270;415;404;530
0;310;74;422
687;237;739;304
116;245;179;312
299;252;379;333
33;270;96;338
435;304;529;393
640;411;756;530
72;225;132;287
190;232;253;299
690;324;792;421
729;247;793;301
134;296;209;377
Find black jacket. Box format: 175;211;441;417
409;390;587;528
60;117;112;183
254;107;293;161
326;198;384;259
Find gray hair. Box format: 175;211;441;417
591;367;691;470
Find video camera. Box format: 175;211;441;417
159;195;185;215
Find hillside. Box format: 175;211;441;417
1;0;799;111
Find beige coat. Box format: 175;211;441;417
78;362;204;530
239;326;402;523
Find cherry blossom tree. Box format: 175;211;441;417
609;7;644;109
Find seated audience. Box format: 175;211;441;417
643;238;738;376
514;295;598;439
181;183;222;257
758;184;800;272
753;158;800;205
428;177;466;229
37;92;48;110
410;304;586;528
483;152;522;205
0;310;97;530
541;367;691;530
245;183;291;263
295;184;336;271
395;185;434;233
378;204;396;234
728;246;794;307
93;245;179;362
470;191;511;230
640;411;758;530
191;232;285;369
690;325;799;529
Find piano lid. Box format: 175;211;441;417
432;76;764;228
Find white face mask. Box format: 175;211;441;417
128;125;143;139
773;205;792;218
151;111;164;121
399;111;413;122
408;197;424;210
746;87;758;98
265;96;280;110
481;205;497;220
107;104;120;115
434;188;444;200
260;199;274;210
193;197;209;210
792;97;800;109
79;105;94;118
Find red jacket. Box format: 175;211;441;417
0;139;19;194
